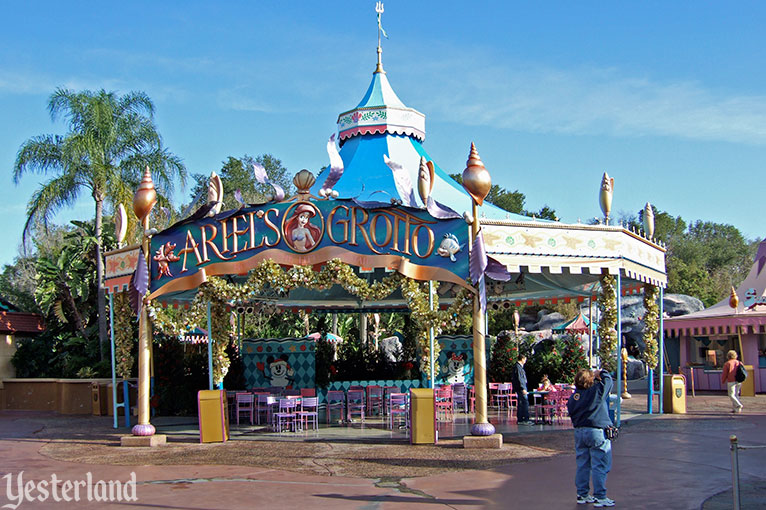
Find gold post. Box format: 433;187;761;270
129;167;157;438
621;347;631;399
136;216;152;430
470;201;490;429
461;143;494;437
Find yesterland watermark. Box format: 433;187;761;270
2;471;137;509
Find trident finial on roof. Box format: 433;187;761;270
375;2;388;73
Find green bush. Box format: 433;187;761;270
525;335;588;388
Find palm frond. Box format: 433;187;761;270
13;135;65;183
23;173;83;242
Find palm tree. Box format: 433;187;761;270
14;88;187;360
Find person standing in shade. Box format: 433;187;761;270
512;354;532;425
568;368;615;507
721;350;743;413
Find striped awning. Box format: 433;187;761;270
481;220;667;287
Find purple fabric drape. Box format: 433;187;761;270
470;229;511;313
129;249;149;318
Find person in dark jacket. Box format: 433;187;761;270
567;368;614;507
511;355;532;425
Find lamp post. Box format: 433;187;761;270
462;143;494;437
129;167;157;439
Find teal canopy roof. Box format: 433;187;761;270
315;68;534;221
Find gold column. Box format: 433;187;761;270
131;168;156;437
461;143;495;437
470;201;491;433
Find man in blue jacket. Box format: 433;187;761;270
567;368;614;507
511;354;532;425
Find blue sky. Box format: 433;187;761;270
1;1;765;267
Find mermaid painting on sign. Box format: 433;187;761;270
284;203;322;253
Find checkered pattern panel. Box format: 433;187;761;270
319;379;423;404
242;338;315;390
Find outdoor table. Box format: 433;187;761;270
530;390;549;406
530;391;552;424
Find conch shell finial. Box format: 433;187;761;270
643;202;655;239
462;142;491;205
133;166;157;221
729;286;739;309
599;172;614;222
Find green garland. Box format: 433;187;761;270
150;258;473;382
641;284;660;369
400;278;473;377
597;274;618;372
113;292;135;378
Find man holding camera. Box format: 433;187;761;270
567;368;615;507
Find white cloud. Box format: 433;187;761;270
6;37;766;145
395;48;766;145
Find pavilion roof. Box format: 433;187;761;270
665;238;766;336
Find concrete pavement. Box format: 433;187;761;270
1;393;765;509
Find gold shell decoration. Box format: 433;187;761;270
133;167;157;221
643;202;655;239
599;172;614;221
729;286;739;309
417;156;434;206
293;169;316;194
461;142;491;205
115;203;127;246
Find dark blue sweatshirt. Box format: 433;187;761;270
511;361;527;393
567;370;613;428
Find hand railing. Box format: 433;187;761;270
729;435;766;509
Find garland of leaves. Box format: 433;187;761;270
641;284;660;369
113;292;135;378
400;278;473;377
150;258;473;382
597;274;618;372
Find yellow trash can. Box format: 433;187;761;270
198;390;229;443
740;365;755;397
410;388;436;444
663;374;686;414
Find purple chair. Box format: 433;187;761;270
297;397;319;431
274;398;298;432
235;392;254;425
347;389;365;423
326;390;346;424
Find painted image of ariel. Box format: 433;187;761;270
283;202;323;253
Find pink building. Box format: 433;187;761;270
664;240;766;393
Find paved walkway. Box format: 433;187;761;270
1;391;765;509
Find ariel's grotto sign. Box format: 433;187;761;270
148;199;471;298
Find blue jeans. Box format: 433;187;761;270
516;391;529;422
574;427;611;498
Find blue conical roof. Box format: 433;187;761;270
316;68;532;221
337;69;425;143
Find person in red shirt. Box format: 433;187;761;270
721;350;743;413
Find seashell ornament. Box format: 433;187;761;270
462;143;491;205
115;203;127;247
206;172;224;217
729;286;739;309
133;166;157;221
293;169;316;195
599;172;614;222
643;202;655;239
417;156;434;207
